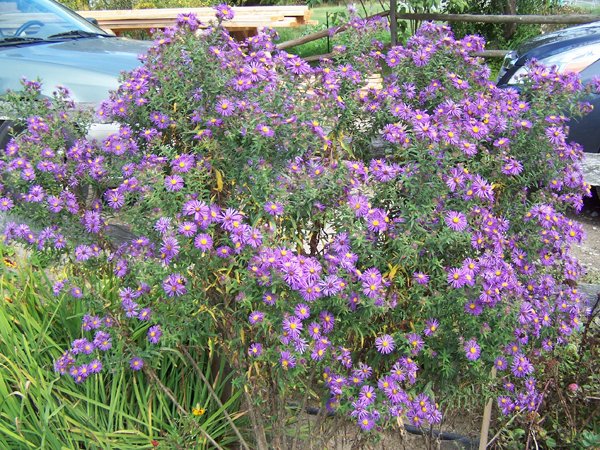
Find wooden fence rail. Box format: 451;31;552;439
277;12;600;58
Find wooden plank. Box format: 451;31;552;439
79;6;309;20
78;6;312;32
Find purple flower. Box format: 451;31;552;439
130;357;144;371
279;350;296;370
214;3;234;21
216;246;232;258
464;339;481;361
194;233;213;251
495;356;508;371
216;98;234;116
375;334;395;354
512;353;534;378
162;273;188;297
283;316;303;338
294;303;310;319
138;308;152;321
94;331;112;351
358;414;375;431
447;267;467;288
88;359;103;374
248;342;262;357
0;197;14;211
406;333;424;355
413;272;430;285
264;201;283;216
165;175;184;191
256;124;274;137
423;318;439;336
147;325;162;344
445;211;468;231
249;311;265;325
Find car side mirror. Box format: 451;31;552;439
86;17;99;25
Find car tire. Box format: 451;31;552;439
0;120;15;150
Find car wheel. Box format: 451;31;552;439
0;120;15;150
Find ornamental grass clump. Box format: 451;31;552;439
0;5;596;447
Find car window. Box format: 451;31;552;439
0;0;107;41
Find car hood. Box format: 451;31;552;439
0;37;150;104
517;21;600;60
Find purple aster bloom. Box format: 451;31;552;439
375;334;395;354
216;246;232;258
311;343;328;361
194;233;213;251
512;353;534;378
138;308;152;321
413;272;430;285
249;311;265;325
447;267;466;288
501;158;523;176
154;217;172;235
70;286;83;298
129;357;144;371
248;342;263;357
406;333;424;355
256;124;274;137
264;201;283;216
216;98;235;116
445;211;468;231
423;318;439;336
165;175;184;192
465;300;483;315
262;291;277;306
358;385;376;406
497;396;514;415
162;273;188;297
358;414;376;431
72;338;93;355
283;316;303;338
218;208;244;232
279;351;296;370
178;221;197;237
319;311;335;333
366;208;389;232
214;3;234;21
171;154;195;173
464;339;481;361
495;356;508;371
294;303;311;319
147;325;162;344
0;197;14;211
308;321;321;339
93;331;112;351
88;359;102;374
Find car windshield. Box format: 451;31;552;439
0;0;109;43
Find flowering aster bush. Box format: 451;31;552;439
0;5;595;447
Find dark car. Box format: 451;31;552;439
497;21;600;156
0;0;150;145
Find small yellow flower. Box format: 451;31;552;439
3;257;17;269
192;405;206;416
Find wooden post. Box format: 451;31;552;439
479;367;497;450
390;0;397;46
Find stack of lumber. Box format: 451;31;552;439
78;6;315;34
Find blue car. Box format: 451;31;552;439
497;21;600;156
0;0;149;145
